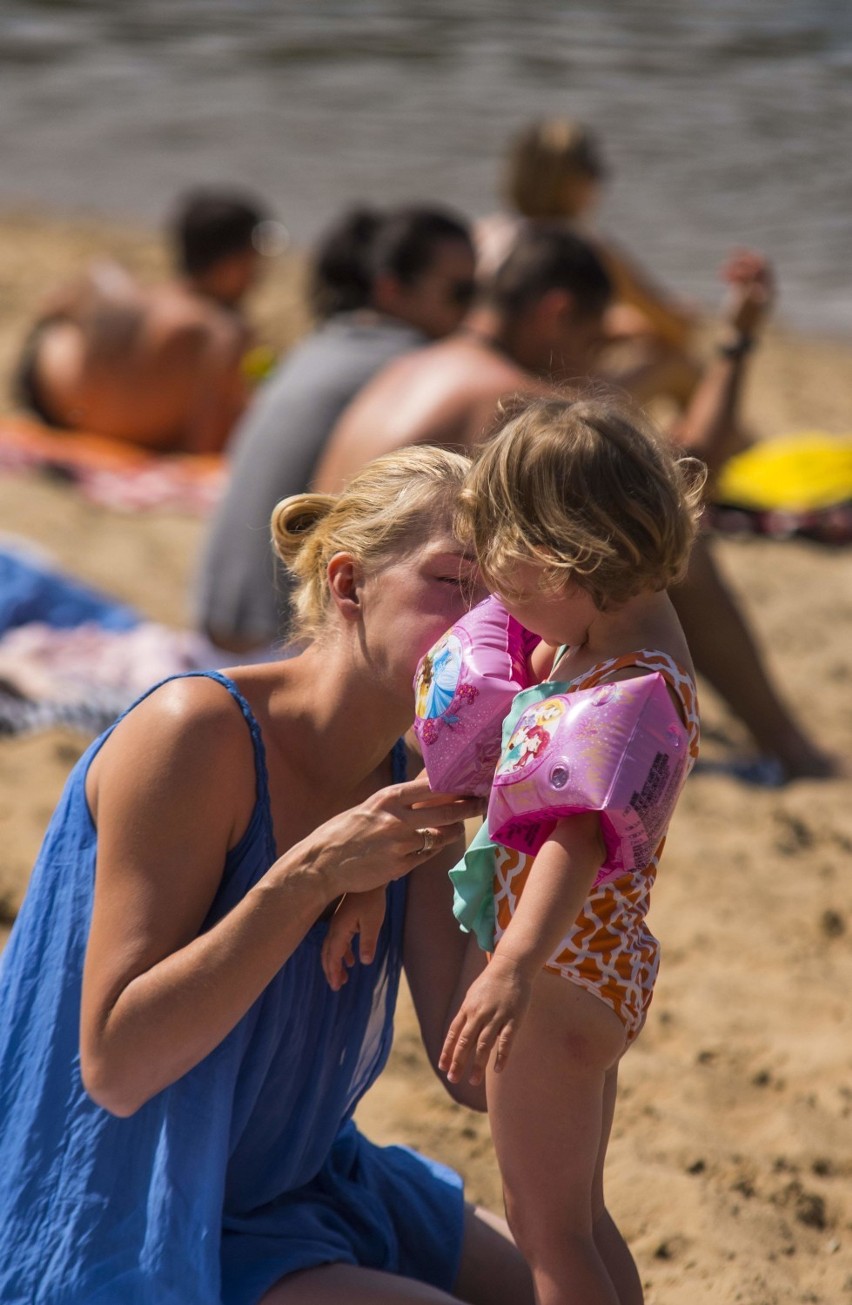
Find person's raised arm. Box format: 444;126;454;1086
599;238;697;350
672;250;775;482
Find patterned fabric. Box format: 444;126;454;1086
0;417;225;514
492;650;700;1042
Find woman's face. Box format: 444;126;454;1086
359;526;486;705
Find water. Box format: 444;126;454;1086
1;0;851;335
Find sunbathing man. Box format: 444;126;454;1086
316;225;834;782
15;188;272;454
196;204;476;652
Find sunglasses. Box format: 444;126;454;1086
447;279;477;308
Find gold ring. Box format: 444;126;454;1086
417;828;436;855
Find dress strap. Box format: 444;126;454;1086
197;670;272;817
103;669;273;839
390;736;408;784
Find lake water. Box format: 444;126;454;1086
2;0;851;335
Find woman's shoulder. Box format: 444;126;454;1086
124;673;254;746
87;674;258;822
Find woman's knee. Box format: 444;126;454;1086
453;1203;535;1305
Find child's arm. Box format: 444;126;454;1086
321;887;387;991
439;811;604;1086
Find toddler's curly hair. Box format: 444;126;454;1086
457;394;706;610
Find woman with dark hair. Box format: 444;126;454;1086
196;202;476;654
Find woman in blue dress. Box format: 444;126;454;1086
0;446;533;1305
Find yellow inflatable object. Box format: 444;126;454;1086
242;345;277;384
716;432;852;511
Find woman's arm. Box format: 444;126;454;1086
81;680;479;1117
81;679;330;1115
439;812;604;1087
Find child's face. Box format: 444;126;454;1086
495;561;598;649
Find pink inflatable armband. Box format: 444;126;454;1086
487;673;691;884
413;596;539;796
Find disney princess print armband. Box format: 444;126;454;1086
487;673;691;885
413;595;539;796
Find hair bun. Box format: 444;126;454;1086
271;492;336;565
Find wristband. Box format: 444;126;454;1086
716;333;755;360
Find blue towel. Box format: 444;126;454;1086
0;543;140;635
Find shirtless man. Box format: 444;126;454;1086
314;224;608;487
316;225;834;781
16;189;270;454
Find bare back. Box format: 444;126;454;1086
31;268;248;453
313;335;548;492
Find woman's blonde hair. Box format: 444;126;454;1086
457;394;706;610
504;119;606;220
271;446;471;640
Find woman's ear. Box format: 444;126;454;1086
327;551;364;622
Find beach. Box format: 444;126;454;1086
1;212;850;1303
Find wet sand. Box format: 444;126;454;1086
1;212;850;1303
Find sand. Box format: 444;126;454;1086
0;212;850;1303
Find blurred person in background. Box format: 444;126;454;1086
476;118;702;410
14;187;275;454
196;203;476;653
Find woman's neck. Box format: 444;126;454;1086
262;641;411;796
456;307;513;357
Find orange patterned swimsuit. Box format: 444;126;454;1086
491;650;700;1043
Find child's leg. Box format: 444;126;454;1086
591;1065;643;1305
486;971;629;1305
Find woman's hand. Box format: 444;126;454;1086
302;774;485;902
439;950;535;1087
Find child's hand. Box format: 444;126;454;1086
439;951;534;1086
321;888;387;991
